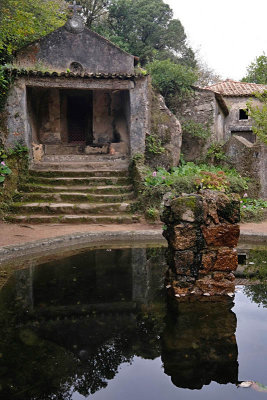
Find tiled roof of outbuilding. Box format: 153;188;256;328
3;67;147;80
204;79;267;97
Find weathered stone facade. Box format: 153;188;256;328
2;15;154;163
224;96;260;143
224;135;267;198
175;88;228;162
176;80;267;198
146;91;182;169
15;15;135;75
162;190;240;300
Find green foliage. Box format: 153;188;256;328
244;249;267;282
146;134;165;155
205;142;227;164
195;171;229;192
0;66;11;111
137;162;248;215
181;120;211;140
0;0;67;61
94;0;196;66
240;197;267;222
244;284;267;307
0;161;12;183
0;142;28;187
7;141;29;158
145;207;159;221
66;0;110;29
247;91;267;145
147;59;197;101
144;163;248;193
242;53;267;84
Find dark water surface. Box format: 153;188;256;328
0;247;267;400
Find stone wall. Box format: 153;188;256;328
129;76;150;157
4;78;29;149
174;88;227;162
162;190;240;300
3;75;150;160
224;135;267;198
15;19;134;75
224;96;262;143
145;90;182;169
93;90;129;152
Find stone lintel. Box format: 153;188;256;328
25;77;134;90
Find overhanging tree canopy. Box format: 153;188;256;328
0;0;67;64
92;0;196;66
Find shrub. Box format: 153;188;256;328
181;120;211;140
240;197;267;222
137;162;249;219
147;59;197;101
0;66;11;111
0;160;11;183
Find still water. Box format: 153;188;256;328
0;247;267;400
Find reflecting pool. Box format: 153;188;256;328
0;247;267;399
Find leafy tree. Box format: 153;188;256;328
195;59;221;87
0;0;67;64
247;90;267;145
242;53;267;84
147;59;197;103
94;0;196;66
66;0;110;28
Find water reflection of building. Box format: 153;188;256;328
0;247;243;399
0;247;167;399
161;299;238;390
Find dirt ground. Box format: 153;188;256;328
0;220;267;247
0;221;162;247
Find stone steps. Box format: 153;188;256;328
6;214;140;224
9;163;140;224
29;169;129;177
31;161;130;171
18;192;135;203
28;176;131;186
38;154;128;162
19;184;133;194
10;202;133;215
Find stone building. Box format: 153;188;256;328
205;80;267;198
3;12;151;162
205;79;267;144
1;11;182;223
177;80;267;198
175;87;229;161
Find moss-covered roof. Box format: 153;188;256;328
3;67;147;80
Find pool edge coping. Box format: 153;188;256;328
0;229;266;263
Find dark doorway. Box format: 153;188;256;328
67;93;93;144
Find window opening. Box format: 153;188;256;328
239;109;248;120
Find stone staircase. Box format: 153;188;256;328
6;156;141;224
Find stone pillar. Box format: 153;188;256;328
161;190;240;300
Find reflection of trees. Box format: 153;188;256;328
0;303;165;399
245;250;267;280
161;299;238;390
0;246;168;399
244;284;267;308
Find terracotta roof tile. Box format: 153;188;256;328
204;79;267;96
3;67;147;80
